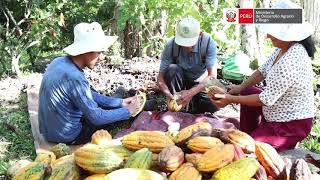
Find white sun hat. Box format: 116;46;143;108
175;17;201;47
64;22;118;56
259;0;314;42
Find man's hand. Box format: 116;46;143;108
210;93;231;108
126;96;141;116
176;90;194;108
122;97;135;107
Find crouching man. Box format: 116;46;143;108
38;22;141;144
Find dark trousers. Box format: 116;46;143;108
165;64;218;114
66;117;105;145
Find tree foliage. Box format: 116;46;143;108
0;0;241;77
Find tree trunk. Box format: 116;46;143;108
303;0;320;42
123;21;141;58
239;0;262;61
11;52;22;78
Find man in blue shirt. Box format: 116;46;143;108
157;17;219;113
38;22;141;144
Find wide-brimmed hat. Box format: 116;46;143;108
175;17;201;47
64;22;118;56
259;0;314;42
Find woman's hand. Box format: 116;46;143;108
210;94;232;108
227;84;243;95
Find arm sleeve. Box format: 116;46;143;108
70;80;131;126
90;87;123;109
159;39;174;72
259;52;300;106
205;38;217;68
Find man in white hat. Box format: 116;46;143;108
157;16;219;113
210;0;317;151
38;22;141;144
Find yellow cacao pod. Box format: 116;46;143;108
169;163;201;180
74;144;124;174
187;136;223;153
105;168;166;180
13;162;51;180
213;157;260;180
168;97;183;112
196;144;234;172
121;131;174;153
255;141;285;178
220;129;255;153
91;129;112;146
34;150;56;166
85;174;107;180
173;122;212;145
185;153;203;167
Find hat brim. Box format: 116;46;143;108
175;34;199;47
64;36;118;56
258;22;314;42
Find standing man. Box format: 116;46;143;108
38;22;141;144
157;17;219;113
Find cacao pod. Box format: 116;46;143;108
173;122;212;145
7;160;31;177
85;174;107;180
255;142;285;178
103;145;133;160
169;163;201;180
187;136;223;153
52;154;74;167
289;159;312;180
151;153;159;168
196;144;234;172
105;168;166;180
220;129;255;153
158;145;184;171
48;161;80;180
253;165;268;180
185;153;202;167
91;129;112;146
74;144;124;174
50;143;71;159
125;148;152;169
13;162;51;180
34;150;56;166
168;96;183;112
233;144;245;161
212;157;260;180
121;131;174;153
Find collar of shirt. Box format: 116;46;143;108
68;56;84;72
191;40;200;53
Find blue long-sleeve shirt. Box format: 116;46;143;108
38;56;131;143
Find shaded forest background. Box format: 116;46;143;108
0;0;319;78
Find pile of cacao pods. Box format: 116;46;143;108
8;122;317;180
